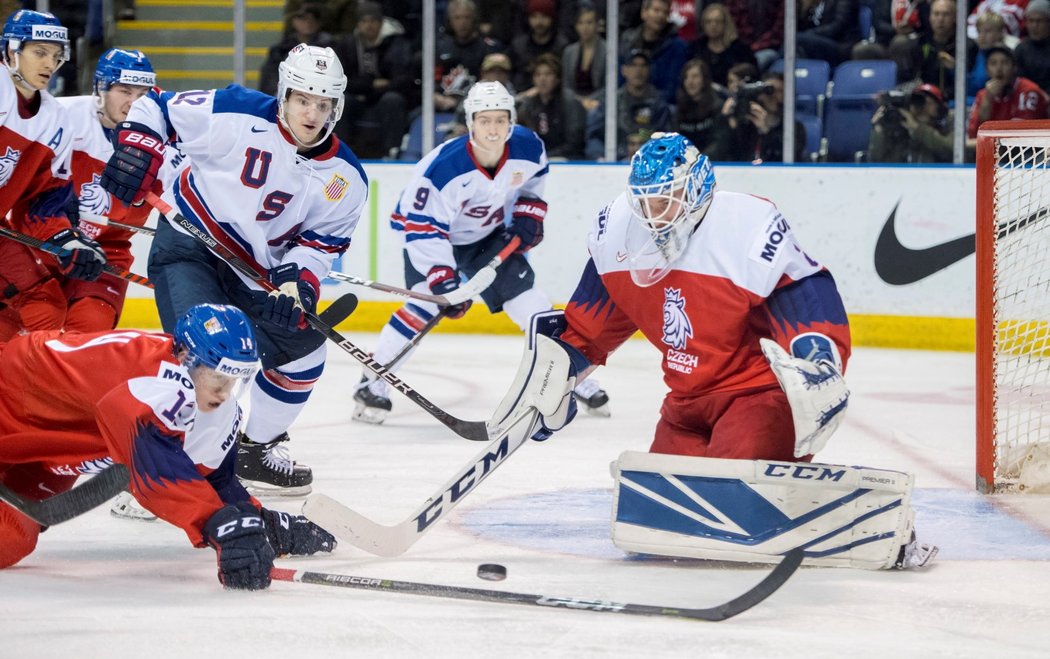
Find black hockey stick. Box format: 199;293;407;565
318;292;359;326
271;548;803;622
0;226;153;289
385;307;450;371
0;464;130;527
145;193;489;442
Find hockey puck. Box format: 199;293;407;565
477;563;507;581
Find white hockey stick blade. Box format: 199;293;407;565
304;407;539;557
443;267;497;306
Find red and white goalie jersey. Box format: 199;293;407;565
561;190;851;397
0;329;250;546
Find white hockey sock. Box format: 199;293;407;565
244;346;326;442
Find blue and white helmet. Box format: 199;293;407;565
624;132;716;286
174;304;260;382
94;48;156;94
1;10;69;67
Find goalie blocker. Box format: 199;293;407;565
611;451;937;570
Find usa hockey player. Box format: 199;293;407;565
100;44;367;495
0;304;336;589
488;132;936;569
352;80;609;424
0;10;107;340
57;48;158;333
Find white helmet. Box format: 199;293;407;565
463;81;516;140
277;44;346;147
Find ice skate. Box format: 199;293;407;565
236;432;313;496
894;532;939;569
353;377;392;425
109;491;157;521
574;378;611;417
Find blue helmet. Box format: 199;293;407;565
94;48;156;93
1;10;69;66
174;304;260;381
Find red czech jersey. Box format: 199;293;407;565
0;72;73;240
0;329;247;546
561;191;851;398
967;77;1050;138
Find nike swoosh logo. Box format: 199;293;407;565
875;201;1049;285
251;126;266;133
616;251;628;262
518;270;528;279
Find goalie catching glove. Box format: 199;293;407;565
760;333;849;458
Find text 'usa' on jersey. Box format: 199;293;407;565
391;125;548;274
127;85;367;278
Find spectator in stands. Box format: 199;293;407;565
669;0;699;41
968;11;1018;98
916;0;977;101
967;45;1050;138
625;128;653;160
725;61;761;94
259;5;333;96
509;0;568;93
517;53;587;160
282;0;356;37
688;3;757;89
708;71;806;163
673;58;723;153
891;0;930;37
332;1;416;159
869;83;954;162
619;0;689;103
476;0;514;44
562;3;607;114
796;0;862;67
865;0;899;46
888;27;925;91
723;0;785;72
585;49;672;160
434;0;503;113
966;0;1028;41
1016;0;1050;94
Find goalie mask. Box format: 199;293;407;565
277;43;347;148
174;304;260;403
1;10;69;89
463;81;516;147
624;132;715;287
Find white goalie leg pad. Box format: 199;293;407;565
611;451;917;570
489;334;576;438
759;338;849;458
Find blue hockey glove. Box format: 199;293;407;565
47;228;107;281
261;508;337;556
256;263;319;331
507;197;547;252
203;502;275;591
100;121;165;204
427;265;471;319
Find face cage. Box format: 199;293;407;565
627;175;697;232
277;82;344;148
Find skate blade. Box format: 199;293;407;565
239;480;313;497
352;404;388;425
582;402;611;418
109;493;158;521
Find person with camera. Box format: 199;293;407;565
708;71;805;163
869;83;954;163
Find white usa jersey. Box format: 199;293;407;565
125;85;368;285
390;125;548;274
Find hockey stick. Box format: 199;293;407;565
0;464;130;527
0;226;153;289
384;307;450;370
318;292;359;327
325;236;521;307
144;193;490;442
80;212;157;237
303;406;539;556
270;549;803;622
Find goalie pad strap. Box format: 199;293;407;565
611;451;915;570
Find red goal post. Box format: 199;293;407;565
976;120;1050;493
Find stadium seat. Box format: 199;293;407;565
797;113;824;161
401;112;457;161
770;58;831;117
823;60;897;161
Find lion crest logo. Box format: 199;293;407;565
79;173;112;217
661;287;693;351
0;145;22;188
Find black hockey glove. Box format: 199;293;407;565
261;508;337;556
101;121;165;204
255;263;319;331
507;197;547;252
47;228;107;281
427;265;471;319
203;502;275;590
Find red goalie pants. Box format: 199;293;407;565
0;463;77;568
651;385;806;462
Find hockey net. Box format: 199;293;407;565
976;120;1050;493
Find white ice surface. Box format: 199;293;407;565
4;334;1050;659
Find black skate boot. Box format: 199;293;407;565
236;432;313;496
353;377;392;425
574;378;611;417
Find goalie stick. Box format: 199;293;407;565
303;407;539;556
144;193;489;442
0;226;153;289
270;548;803;622
0;464;130;527
325;236;521;307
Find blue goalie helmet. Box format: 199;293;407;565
1;10;70;66
627;132;715;233
174;304;260;381
94;47;156;93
